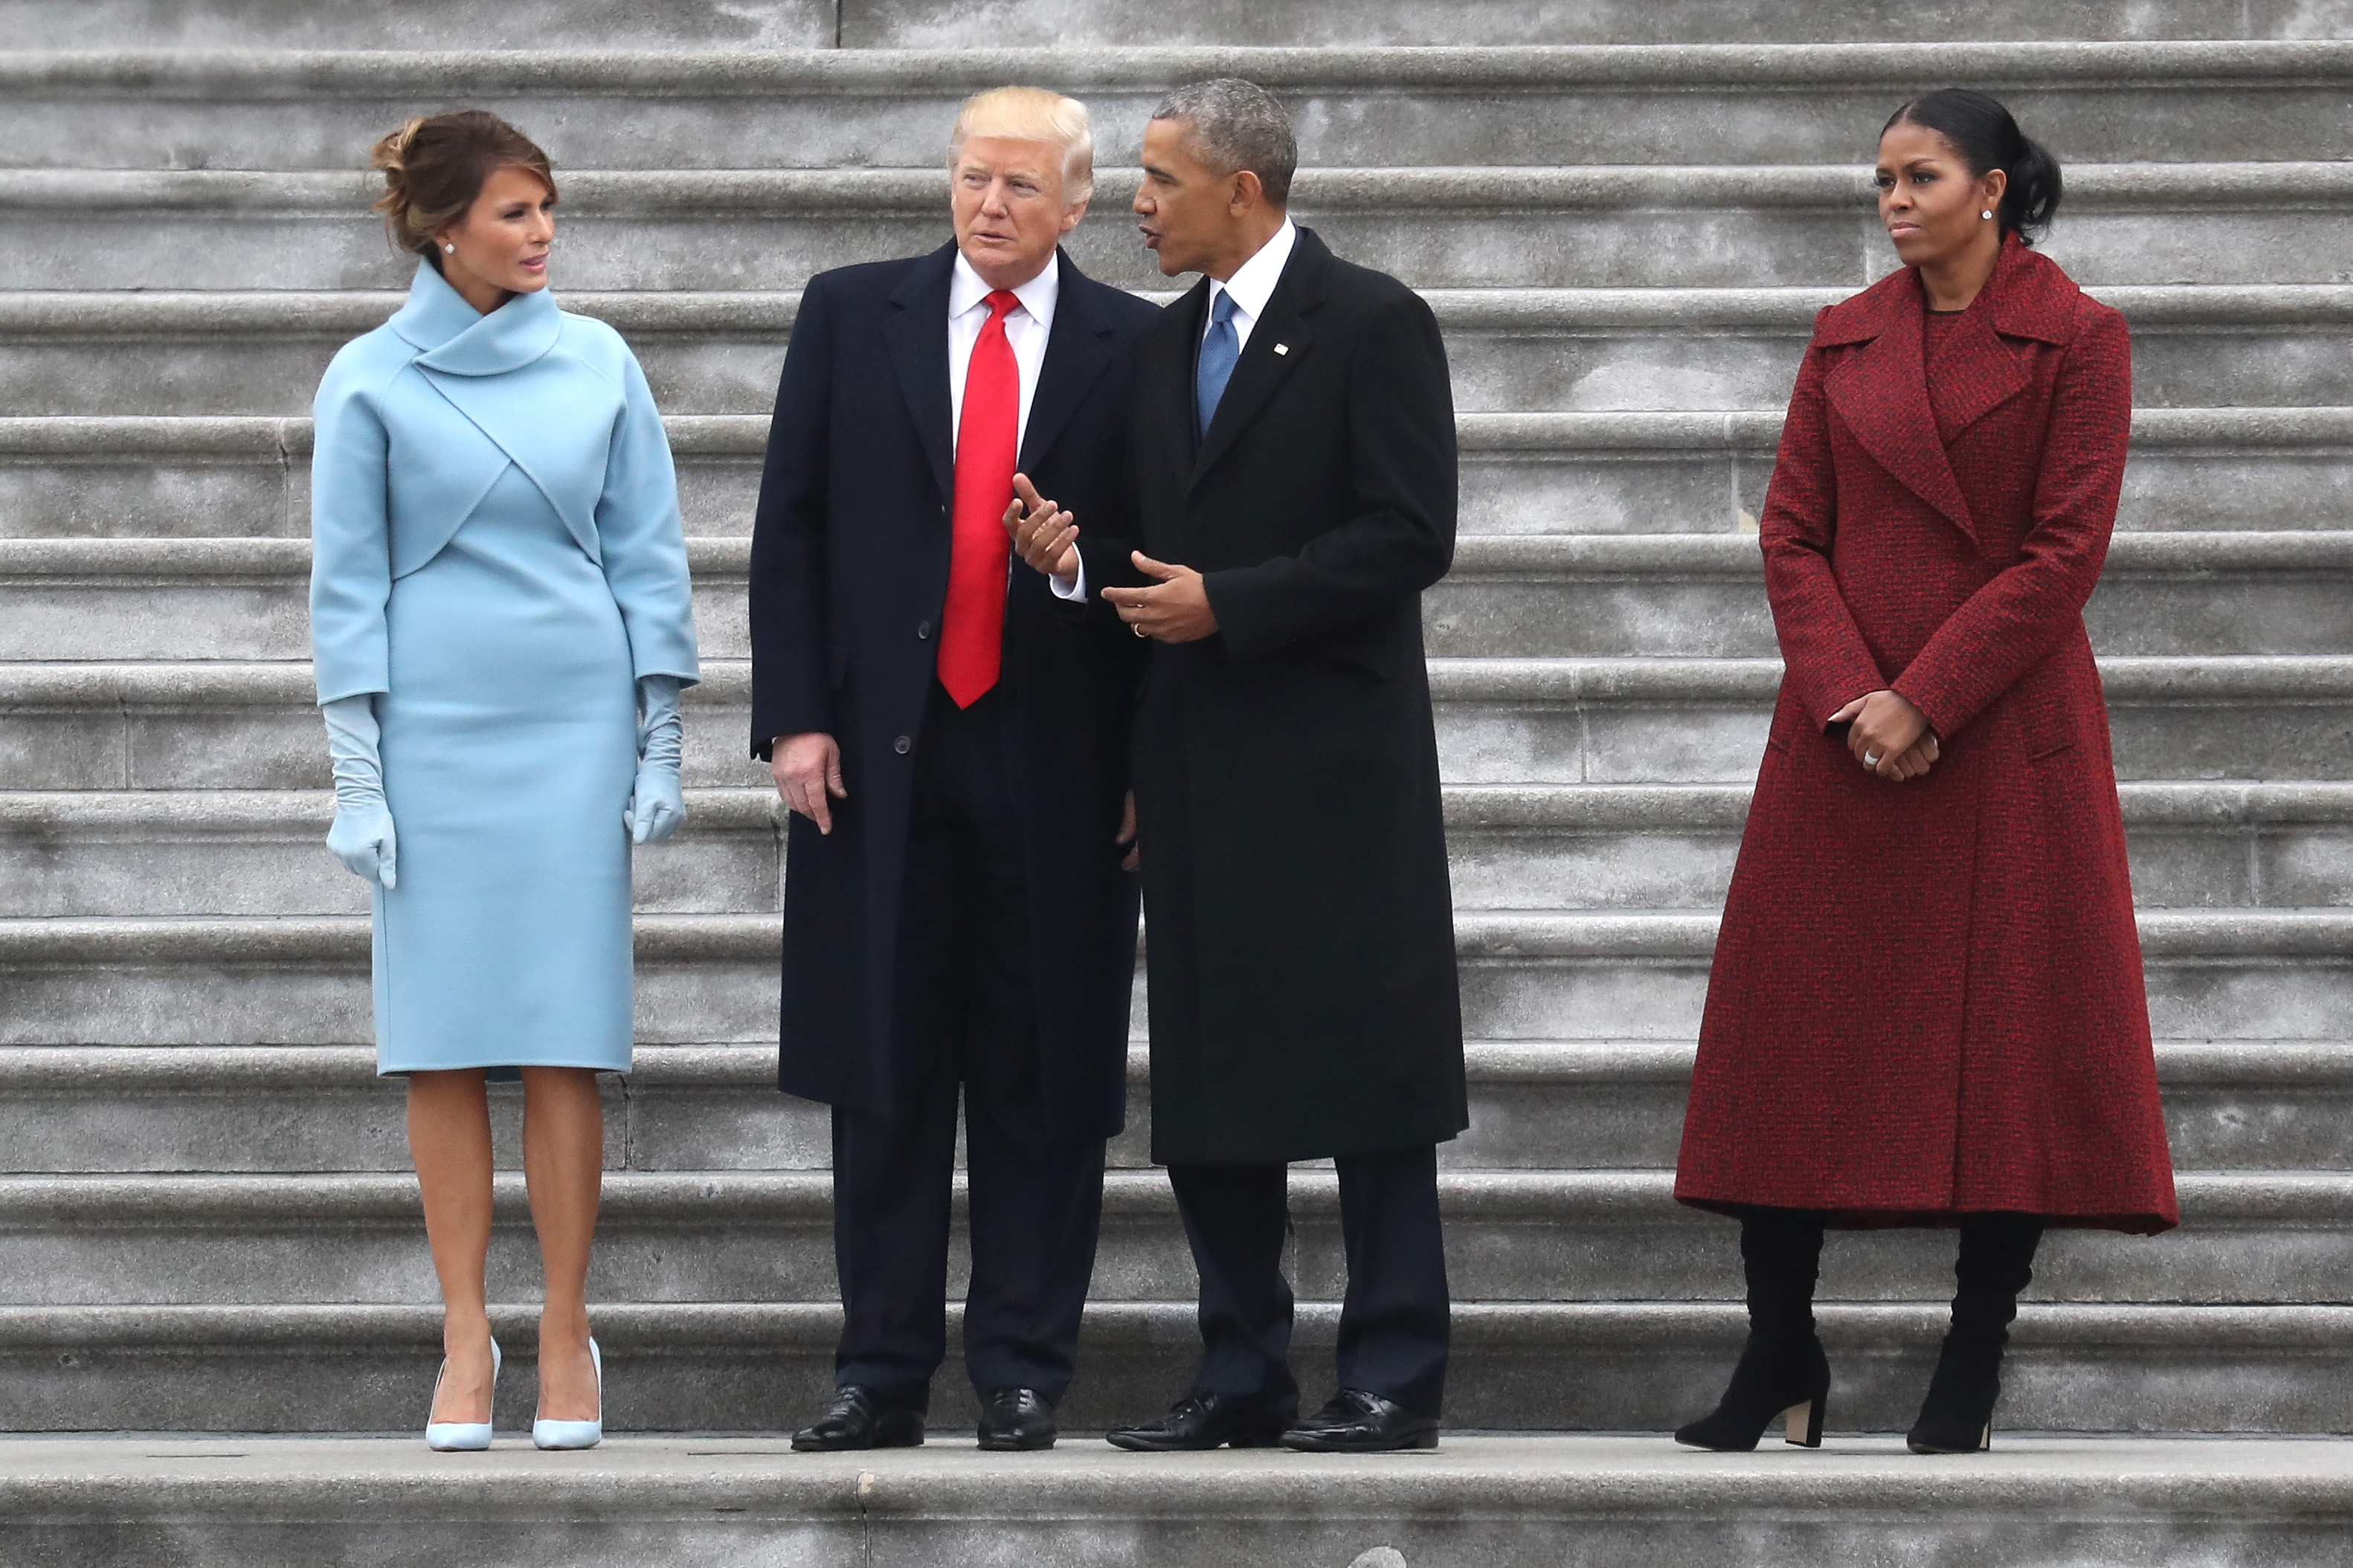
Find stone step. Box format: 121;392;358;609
7;1437;2353;1568
10;778;2353;920
4;407;2342;541
4;0;2346;48
4;164;2349;291
9;44;2353;173
0;1300;2346;1436
7;654;2352;791
9;530;2349;663
4;1035;2346;1175
1425;655;2353;785
1428;532;2353;658
10;285;2350;417
2;908;2345;1048
0;1167;2340;1309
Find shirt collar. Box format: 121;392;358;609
1208;216;1298;323
950;247;1060;327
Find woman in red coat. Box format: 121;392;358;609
1672;90;2178;1456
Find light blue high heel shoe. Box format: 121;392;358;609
425;1338;500;1452
532;1338;603;1451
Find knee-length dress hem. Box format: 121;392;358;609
309;262;701;1083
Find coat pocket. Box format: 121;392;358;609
2013;663;2077;762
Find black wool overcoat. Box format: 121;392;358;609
1081;226;1469;1164
747;242;1159;1138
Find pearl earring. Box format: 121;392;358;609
443;243;455;253
1980;210;1993;220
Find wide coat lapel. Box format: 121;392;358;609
1017;250;1117;474
1188;228;1327;491
1942;237;2077;438
878;242;959;509
1821;268;1982;549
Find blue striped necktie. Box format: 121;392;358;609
1195;288;1240;436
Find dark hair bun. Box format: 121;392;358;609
369;109;556;260
1882;89;2063;245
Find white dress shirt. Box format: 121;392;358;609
1059;218;1301;603
1203;216;1298;358
948;247;1058;457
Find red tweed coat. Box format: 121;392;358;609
1674;238;2179;1234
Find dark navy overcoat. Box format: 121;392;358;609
747;242;1159;1138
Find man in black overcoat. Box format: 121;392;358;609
1011;79;1467;1454
747;88;1157;1453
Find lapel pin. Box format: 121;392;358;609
1272;343;1290;355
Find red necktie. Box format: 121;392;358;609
938;289;1020;708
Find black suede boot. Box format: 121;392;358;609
1908;1213;2044;1454
1675;1209;1832;1451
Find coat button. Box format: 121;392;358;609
916;620;932;640
894;735;912;755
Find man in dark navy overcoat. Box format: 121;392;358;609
747;87;1156;1453
1012;80;1468;1455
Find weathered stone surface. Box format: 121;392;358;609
4;1432;2353;1568
6;165;2351;291
7;45;2353;174
7;19;2353;1529
1;1300;2349;1433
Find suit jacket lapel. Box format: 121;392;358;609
879;242;958;509
1822;275;1981;549
1017;250;1116;474
1189;231;1326;491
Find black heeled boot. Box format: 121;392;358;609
1908;1213;2044;1454
1676;1209;1831;1451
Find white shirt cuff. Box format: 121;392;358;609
1049;555;1089;603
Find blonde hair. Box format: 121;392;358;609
948;87;1094;204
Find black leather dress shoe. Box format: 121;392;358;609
790;1386;924;1452
1104;1391;1293;1451
976;1387;1058;1451
1278;1389;1440;1452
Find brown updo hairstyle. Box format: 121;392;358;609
369;110;556;268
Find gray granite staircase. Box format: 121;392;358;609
2;7;2351;1564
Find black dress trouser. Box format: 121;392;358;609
1168;1143;1452;1420
829;681;1108;1411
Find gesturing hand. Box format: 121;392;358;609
1005;472;1080;584
773;731;846;835
1830;689;1935;781
1101;552;1218;643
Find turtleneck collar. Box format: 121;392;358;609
388;258;563;376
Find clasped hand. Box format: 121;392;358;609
1003;474;1217;643
1831;688;1940;782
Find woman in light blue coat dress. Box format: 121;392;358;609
308;112;698;1451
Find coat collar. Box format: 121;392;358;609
390;259;564;377
1017;250;1116;474
1816;236;2079;552
1188;223;1329;488
879;241;960;507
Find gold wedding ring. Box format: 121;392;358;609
1133;623;1150;638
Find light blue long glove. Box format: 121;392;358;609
322;694;397;888
625;674;686;845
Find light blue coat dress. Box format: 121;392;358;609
309;261;699;1075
